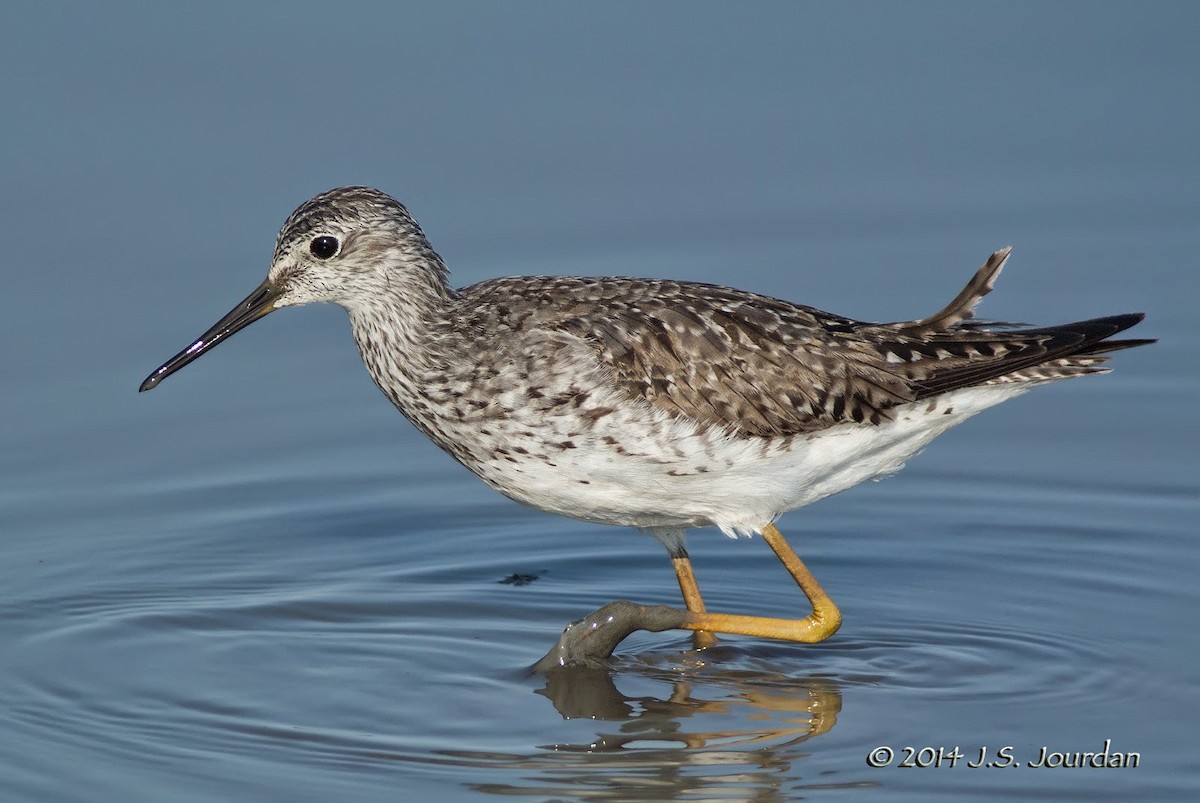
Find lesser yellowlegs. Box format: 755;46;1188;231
140;187;1152;666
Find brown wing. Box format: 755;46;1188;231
461;272;915;436
459;248;1150;438
554;288;920;436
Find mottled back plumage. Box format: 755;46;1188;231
459;248;1147;438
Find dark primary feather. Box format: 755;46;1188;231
460;249;1152;438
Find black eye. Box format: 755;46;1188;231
310;235;340;259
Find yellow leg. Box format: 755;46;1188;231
671;555;717;649
680;523;842;643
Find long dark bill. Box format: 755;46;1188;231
139;279;283;392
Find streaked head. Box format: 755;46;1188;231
139;187;445;392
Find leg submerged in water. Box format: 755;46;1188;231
533;523;840;671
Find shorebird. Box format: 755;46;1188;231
140;187;1151;662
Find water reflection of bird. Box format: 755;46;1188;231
140;187;1152;663
470;666;848;798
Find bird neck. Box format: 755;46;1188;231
345;254;459;403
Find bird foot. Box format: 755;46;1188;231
531;600;689;672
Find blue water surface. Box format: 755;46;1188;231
2;4;1197;801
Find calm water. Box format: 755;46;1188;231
3;4;1198;801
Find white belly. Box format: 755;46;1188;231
466;384;1032;537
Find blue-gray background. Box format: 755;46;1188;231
2;3;1196;801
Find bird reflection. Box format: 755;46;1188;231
438;650;870;800
538;658;841;746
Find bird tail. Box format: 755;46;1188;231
902;247;1011;336
872;248;1155;397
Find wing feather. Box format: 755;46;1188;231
459;252;1150;438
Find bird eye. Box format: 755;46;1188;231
310;235;340;259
